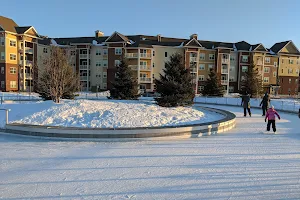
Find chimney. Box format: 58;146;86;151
95;30;104;38
190;34;198;40
157;34;161;42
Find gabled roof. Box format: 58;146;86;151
235;41;251;51
252;43;267;52
270;41;290;53
105;31;130;43
184;38;202;47
15;26;31;34
0;16;18;33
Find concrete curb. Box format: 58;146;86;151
3;106;236;140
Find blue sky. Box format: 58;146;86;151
1;0;299;48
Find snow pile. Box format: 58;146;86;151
11;100;222;128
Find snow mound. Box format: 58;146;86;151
12;100;223;128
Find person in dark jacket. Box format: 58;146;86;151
260;92;270;116
241;92;251;117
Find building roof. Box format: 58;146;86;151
0;16;18;33
270;41;290;53
235;41;251;51
15;26;32;34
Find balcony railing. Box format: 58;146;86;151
20;73;33;79
140;77;151;82
190;57;197;62
222;58;229;63
221;68;228;74
19;60;33;66
140;65;151;71
190;67;197;73
128;65;138;70
140;53;151;58
80;76;88;81
25;48;33;54
126;53;138;58
79;65;88;70
221;80;228;84
79;54;88;59
103;54;108;59
242;59;248;63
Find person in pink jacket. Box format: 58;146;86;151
265;105;281;133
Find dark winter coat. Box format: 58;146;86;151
241;95;250;108
260;94;270;108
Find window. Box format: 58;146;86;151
241;76;246;81
1;81;4;88
71;50;75;55
289;79;291;84
96;49;101;55
242;55;248;62
273;72;277;77
103;61;108;67
264;67;270;73
242;66;248;72
274;62;277;67
199;53;205;60
10;67;16;74
115;60;121;66
296;79;298;84
282;59;284;64
230;56;235;61
165;52;168;57
198;86;204;91
9;40;16;47
230;66;234;72
289;59;294;64
265;57;270;63
0;52;4;60
229;77;234;82
96;61;101;66
103;49;108;55
1;67;4;74
198;75;205;81
115;48;122;55
208;64;214;71
153;63;155;68
10;81;17;88
296;69;299;74
153;51;155;56
103;72;107;78
10;54;16;60
199;64;205;70
288;68;293;74
0;37;4;46
43;48;48;53
229;86;234;93
282;69;284;73
263;77;269;83
209;54;215;60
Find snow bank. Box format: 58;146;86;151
5;100;222;128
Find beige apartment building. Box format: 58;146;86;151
1;16;299;96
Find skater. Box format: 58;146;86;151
265;105;280;133
260;92;270;116
241;92;251;117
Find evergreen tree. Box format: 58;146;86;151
155;53;195;107
240;63;263;97
110;57;139;100
202;69;224;97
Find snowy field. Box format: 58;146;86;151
0;104;300;199
0;100;222;128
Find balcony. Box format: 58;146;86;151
221;67;228;74
190;67;197;73
103;54;108;59
79;54;88;59
128;65;138;70
126;53;138;58
19;60;33;67
20;73;33;79
140;77;151;82
25;48;33;54
80;76;88;81
241;59;248;63
79;65;88;70
140;65;151;71
221;80;228;85
190;57;197;62
140;53;151;59
222;58;229;63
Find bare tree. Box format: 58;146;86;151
37;46;79;103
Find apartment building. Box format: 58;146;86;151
1;16;299;95
0;16;39;92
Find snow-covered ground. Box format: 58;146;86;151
0;92;41;101
0;105;300;199
195;96;300;112
0;100;222;128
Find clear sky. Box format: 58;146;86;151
0;0;299;48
